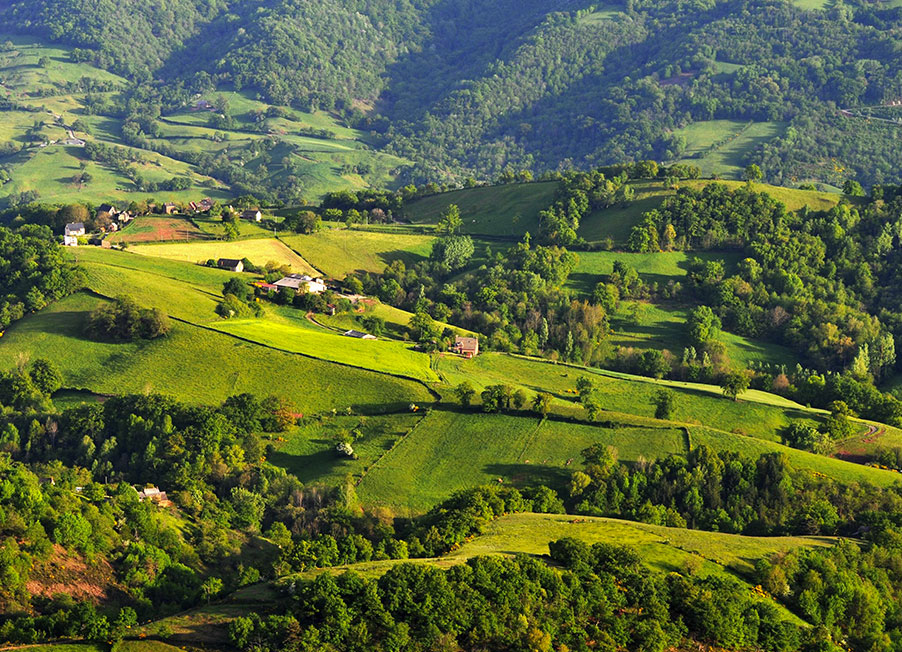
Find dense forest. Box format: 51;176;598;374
3;0;902;186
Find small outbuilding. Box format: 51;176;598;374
343;330;377;340
217;258;244;273
241;208;263;222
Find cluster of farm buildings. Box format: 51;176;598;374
62;198;264;247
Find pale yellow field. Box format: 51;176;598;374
131;238;319;275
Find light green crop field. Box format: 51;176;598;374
280;229;435;277
211;316;439;382
357;409;686;514
317;302;476;340
403;182;558;237
0;293;430;411
132;238;319;274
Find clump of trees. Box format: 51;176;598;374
0;225;82;331
85;296;170;341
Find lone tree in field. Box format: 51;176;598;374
721;371;750;401
454;381;476;408
532;392;552;417
743;164;763;182
436;204;463;235
652;390;675;420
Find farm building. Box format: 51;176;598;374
163;202;178;215
65;222;85;237
241;208;263;222
136;486;172;506
190;198;215;213
217;258;244;272
453;336;479;358
343;330;377;340
273;274;327;294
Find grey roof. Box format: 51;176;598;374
343;330;376;339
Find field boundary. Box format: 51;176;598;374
355;409;431;486
173;317;443;402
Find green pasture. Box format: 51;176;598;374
567;250;740;293
682;179;842;212
357;408;685;514
211;315;439;382
79;258;222;323
0;34;125;92
790;0;829;8
268;412;424;485
690;426;901;487
403;182;558;237
191;215;274;240
458;512;833;577
0;143;222;205
0;293;430;411
70;246;244;291
672;120;787;178
602;300;798;370
437;353;814;442
317;302;475;340
280;229;435;277
15;645;107;652
577;181;673;244
132;237;319;274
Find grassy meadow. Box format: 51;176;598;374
268;412;424;486
0;293;431;411
403;182;558;237
280;228;434;277
211;316;439;382
672;120;787;178
357;409;686;514
436;353;815;441
132;237;320;275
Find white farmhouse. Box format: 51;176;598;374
273;274;327;294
